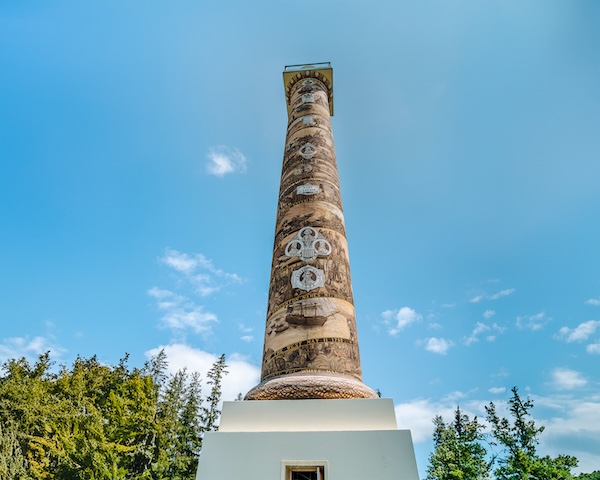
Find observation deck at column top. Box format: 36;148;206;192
283;62;334;116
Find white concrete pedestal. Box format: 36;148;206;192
195;398;420;480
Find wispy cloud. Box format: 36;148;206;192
554;320;600;343
205;145;247;177
0;335;65;364
488;386;506;395
148;287;217;334
483;309;496;319
586;343;600;354
516;311;551;331
551;368;587;390
149;249;242;337
382;307;422;335
238;323;254;343
463;322;505;345
423;337;453;355
470;288;516;303
490;288;516;300
441;390;475;403
160;248;242;297
585;298;600;306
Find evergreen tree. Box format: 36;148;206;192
177;372;204;477
427;407;490;480
0;351;228;480
0;420;29;479
485;387;578;480
575;472;600;480
201;354;227;432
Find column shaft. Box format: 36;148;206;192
245;67;377;400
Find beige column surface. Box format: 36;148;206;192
245;67;377;400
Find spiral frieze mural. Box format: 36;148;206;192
245;65;377;400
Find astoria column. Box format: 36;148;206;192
245;64;378;400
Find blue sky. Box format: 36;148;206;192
1;0;599;475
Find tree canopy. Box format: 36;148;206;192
427;407;490;480
0;351;227;480
428;387;581;480
485;387;578;480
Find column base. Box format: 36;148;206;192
244;372;379;400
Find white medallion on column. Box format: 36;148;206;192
299;143;317;159
297;184;320;196
285;226;332;262
303;115;316;126
291;265;325;291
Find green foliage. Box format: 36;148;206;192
427;407;490;480
575;471;600;480
201;354;227;432
427;388;580;480
0;420;30;479
0;351;228;480
485;387;578;480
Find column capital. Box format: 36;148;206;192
283;63;334;116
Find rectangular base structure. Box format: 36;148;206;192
196;398;420;480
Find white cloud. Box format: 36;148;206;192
489;288;516;300
238;323;254;333
161;307;217;333
149;249;244;335
488;386;506;395
145;344;260;401
394;397;483;443
0;335;65;364
382;307;422;335
396;391;600;474
464;322;505;346
160;248;242;297
483;309;495;319
586;343;600;354
584;298;600;306
470;289;515;303
160;249;198;273
551;368;588;390
395;399;455;442
441;390;472;403
464;322;489;346
205;145;247;177
536;395;600;473
424;337;453;355
237;323;255;342
516;311;551;331
148;287;217;335
554;320;600;343
492;323;505;333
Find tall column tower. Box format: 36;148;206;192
196;64;420;480
245;63;377;400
